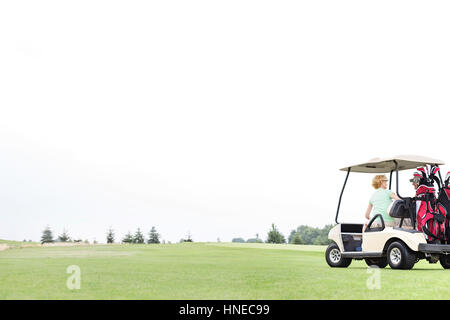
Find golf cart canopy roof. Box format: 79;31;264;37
340;155;445;173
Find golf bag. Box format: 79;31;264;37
415;166;446;243
437;171;450;243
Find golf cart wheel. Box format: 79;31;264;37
365;258;388;268
387;241;416;270
439;255;450;269
325;243;352;268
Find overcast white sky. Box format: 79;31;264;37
1;1;450;243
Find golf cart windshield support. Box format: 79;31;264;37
389;170;393;189
393;160;404;200
335;167;351;224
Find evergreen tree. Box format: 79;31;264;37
184;231;193;242
106;228;115;244
122;231;134;244
266;223;286;244
290;232;304;245
58;229;70;242
147;226;160;244
133;228;145;244
41;226;54;244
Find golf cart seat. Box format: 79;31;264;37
388;198;416;229
388;199;410;218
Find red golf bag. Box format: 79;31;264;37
415;166;446;243
437;171;450;243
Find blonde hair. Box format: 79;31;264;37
372;175;387;189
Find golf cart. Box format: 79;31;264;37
326;155;450;270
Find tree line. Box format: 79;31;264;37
40;226;165;244
232;223;334;245
119;227;162;244
39;223;334;245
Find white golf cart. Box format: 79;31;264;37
326;155;450;270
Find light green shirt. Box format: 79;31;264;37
369;188;395;222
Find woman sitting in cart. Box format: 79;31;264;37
363;175;401;231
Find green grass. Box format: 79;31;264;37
0;239;38;248
0;241;449;299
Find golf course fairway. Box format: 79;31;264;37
0;242;448;299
